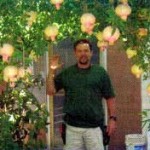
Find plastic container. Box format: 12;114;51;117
147;131;150;150
125;134;146;150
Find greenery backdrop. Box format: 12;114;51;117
0;0;150;78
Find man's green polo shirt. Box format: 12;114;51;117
54;64;115;128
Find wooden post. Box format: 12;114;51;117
48;43;55;149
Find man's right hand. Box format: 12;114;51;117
49;55;63;70
47;55;63;95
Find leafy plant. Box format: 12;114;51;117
0;74;48;150
0;0;149;78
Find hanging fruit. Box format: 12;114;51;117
3;66;18;82
126;47;137;59
102;26;120;45
44;24;59;41
115;4;131;21
131;64;143;78
80;13;96;35
50;0;64;10
0;44;14;62
3;66;18;87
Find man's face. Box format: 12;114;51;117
74;43;93;65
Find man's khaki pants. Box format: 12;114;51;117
63;124;104;150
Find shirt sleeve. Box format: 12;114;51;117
101;68;115;99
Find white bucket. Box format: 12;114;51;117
147;131;150;150
125;134;146;150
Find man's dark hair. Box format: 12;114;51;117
73;39;93;51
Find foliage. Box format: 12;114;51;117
0;74;48;150
142;109;150;131
0;114;21;150
0;0;150;78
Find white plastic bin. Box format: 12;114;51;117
147;131;150;150
125;134;146;150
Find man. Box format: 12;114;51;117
47;39;117;150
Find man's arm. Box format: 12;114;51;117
106;97;117;136
46;69;56;96
46;55;62;96
106;97;116;117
